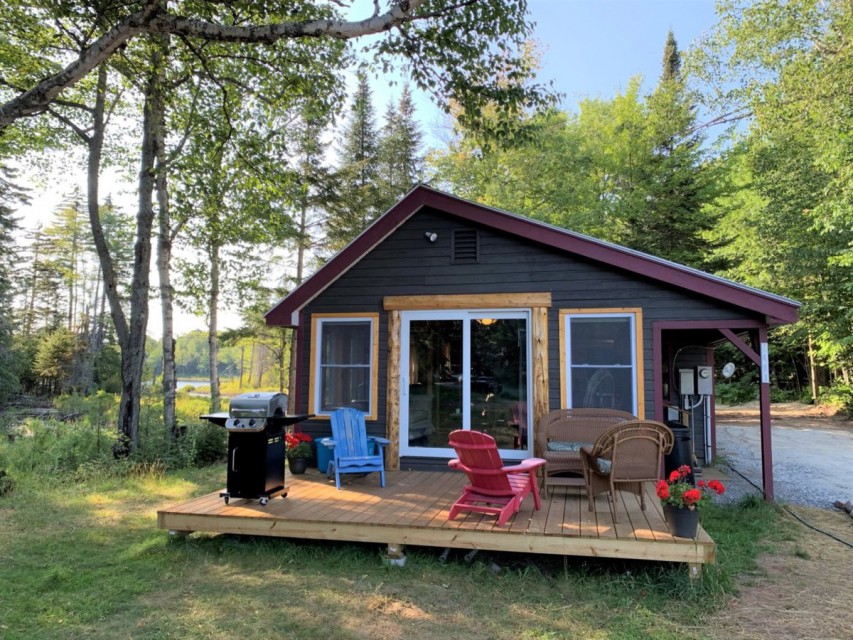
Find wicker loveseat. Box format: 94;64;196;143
535;408;634;495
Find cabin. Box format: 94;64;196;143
265;186;799;499
158;186;801;575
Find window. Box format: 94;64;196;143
310;314;379;420
560;309;644;417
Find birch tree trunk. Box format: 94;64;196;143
85;61;153;452
208;240;221;413
151;34;178;436
807;334;819;404
114;58;160;451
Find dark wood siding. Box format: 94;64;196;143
297;209;761;463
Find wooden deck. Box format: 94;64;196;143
157;469;715;575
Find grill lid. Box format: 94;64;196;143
228;392;288;419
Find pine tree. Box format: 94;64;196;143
620;31;718;269
0;165;25;402
325;72;381;252
377;84;424;211
661;30;681;83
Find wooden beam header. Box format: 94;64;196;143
383;292;552;311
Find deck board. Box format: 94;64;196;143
158;469;715;568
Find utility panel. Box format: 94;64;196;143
679;368;695;395
696;366;714;395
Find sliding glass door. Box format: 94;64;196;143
400;310;531;459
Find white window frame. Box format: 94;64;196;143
399;309;533;459
309;313;379;421
559;308;644;418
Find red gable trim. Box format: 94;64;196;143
265;185;800;326
265;188;429;326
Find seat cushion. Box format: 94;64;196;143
547;441;591;452
595;458;612;475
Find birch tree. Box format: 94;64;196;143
1;0;553;451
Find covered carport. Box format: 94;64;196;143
653;315;799;501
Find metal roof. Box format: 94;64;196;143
265;185;800;326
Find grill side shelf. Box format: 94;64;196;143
200;413;229;427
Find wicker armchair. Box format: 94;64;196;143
536;408;634;495
580;420;674;519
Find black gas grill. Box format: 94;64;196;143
201;392;312;506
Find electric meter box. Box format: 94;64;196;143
696;366;714;395
679;368;695;395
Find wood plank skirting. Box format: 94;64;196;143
158;470;715;573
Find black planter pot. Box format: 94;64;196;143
288;457;309;475
663;505;700;538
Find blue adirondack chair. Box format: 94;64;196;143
322;408;390;489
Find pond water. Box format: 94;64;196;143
176;379;206;390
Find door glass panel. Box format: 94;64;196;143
407;319;463;448
470;318;528;450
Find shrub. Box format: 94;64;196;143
183;421;227;466
820;383;853;416
0;469;14;496
715;378;757;405
770;386;800;403
2;418;106;475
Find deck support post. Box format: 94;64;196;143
385;543;407;567
688;562;702;580
168;529;191;540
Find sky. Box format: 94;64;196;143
383;0;720;147
15;0;722;337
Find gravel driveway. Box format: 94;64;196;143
715;415;853;508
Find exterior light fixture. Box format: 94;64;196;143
425;231;438;242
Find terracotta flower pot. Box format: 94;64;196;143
663;505;700;538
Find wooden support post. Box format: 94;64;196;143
168;529;191;540
688;562;702;580
385;543;407;567
756;327;774;500
386;310;401;470
531;306;549;452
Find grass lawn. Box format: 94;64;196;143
0;465;792;640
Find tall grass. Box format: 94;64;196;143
0;392;226;486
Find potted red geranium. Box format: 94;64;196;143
285;431;314;475
656;465;725;538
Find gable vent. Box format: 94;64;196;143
451;229;479;263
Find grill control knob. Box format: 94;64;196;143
248;419;255;427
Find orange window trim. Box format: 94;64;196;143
309;312;380;421
558;308;645;418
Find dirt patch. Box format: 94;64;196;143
716;402;851;431
703;506;853;640
709;404;853;638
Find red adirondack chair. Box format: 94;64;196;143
447;430;546;526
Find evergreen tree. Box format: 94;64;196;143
43;191;91;331
661;30;681;83
377;85;424;210
0;164;24;402
325;72;381;252
620;31;718;268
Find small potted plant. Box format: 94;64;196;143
285;431;314;475
656;465;725;538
